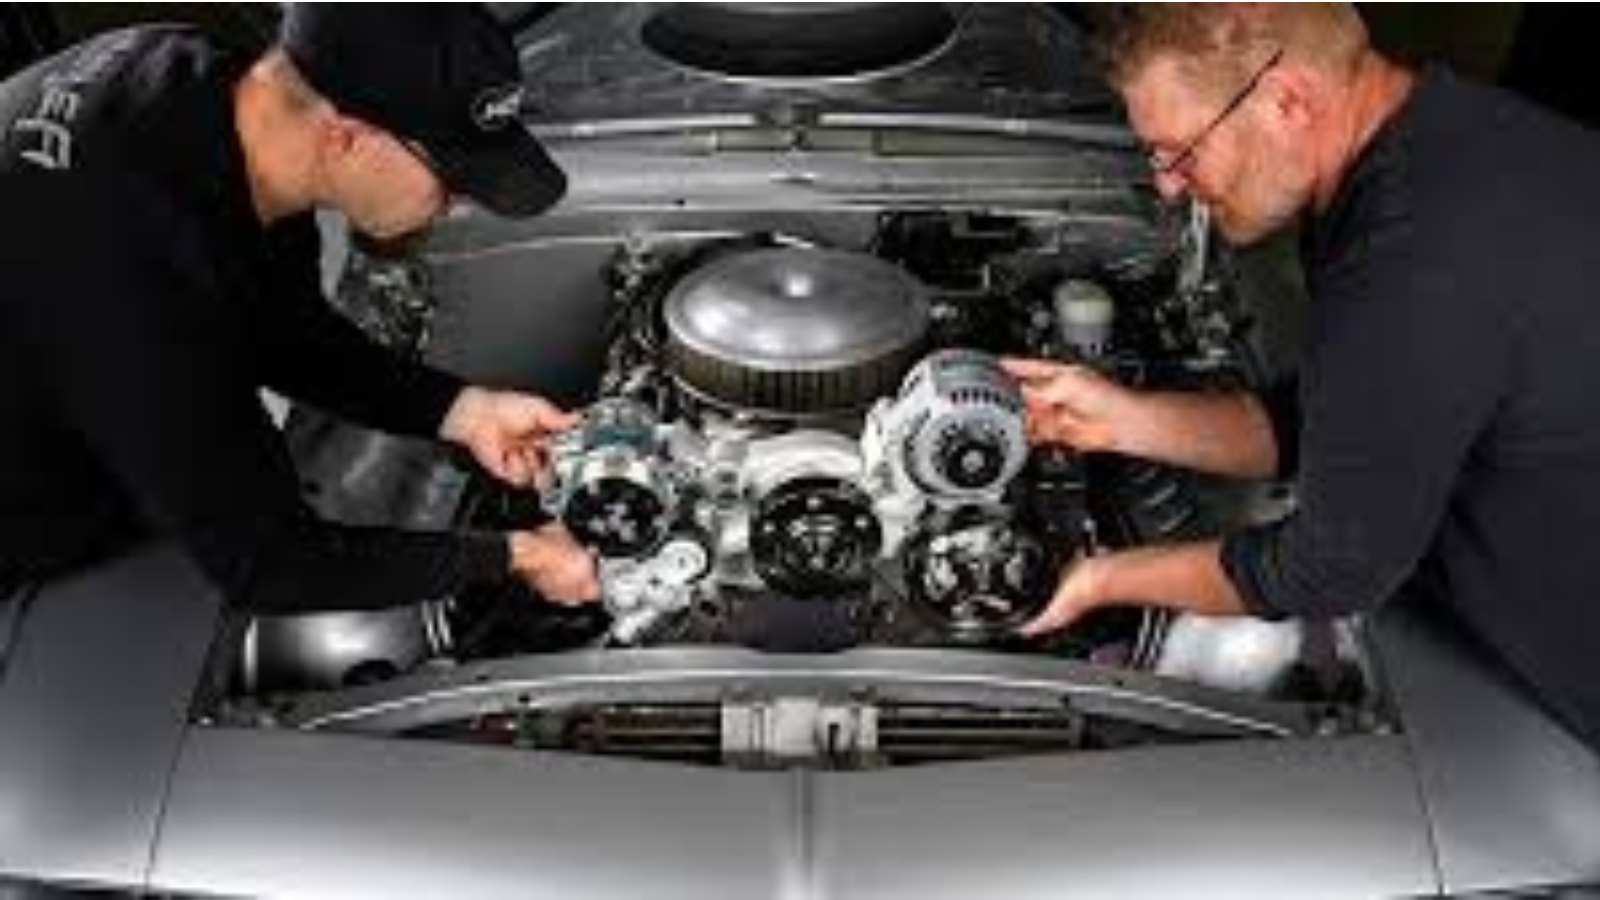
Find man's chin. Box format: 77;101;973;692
1215;211;1285;249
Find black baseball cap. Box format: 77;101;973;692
280;4;566;218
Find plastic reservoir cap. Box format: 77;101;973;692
1053;279;1116;325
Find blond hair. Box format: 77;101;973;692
1093;3;1369;97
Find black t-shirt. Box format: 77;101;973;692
1223;69;1600;747
0;26;508;612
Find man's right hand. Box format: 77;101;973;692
510;523;601;605
442;387;581;490
1000;357;1136;454
1002;357;1280;480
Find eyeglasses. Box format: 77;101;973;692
1149;48;1284;179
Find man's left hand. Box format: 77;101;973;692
441;386;580;487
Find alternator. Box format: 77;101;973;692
870;349;1029;505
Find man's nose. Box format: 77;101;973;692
1153;168;1190;203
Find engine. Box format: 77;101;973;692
536;244;1076;647
547;349;1037;643
500;230;1187;657
239;212;1320;705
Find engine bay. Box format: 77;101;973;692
461;211;1280;656
215;205;1377;767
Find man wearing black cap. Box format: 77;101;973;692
0;6;597;615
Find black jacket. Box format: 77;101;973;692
1224;69;1600;747
0;26;508;612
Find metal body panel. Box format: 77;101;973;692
426;234;616;403
0;548;221;887
519;5;1117;126
277;647;1316;739
0;553;1571;899
151;727;797;900
812;736;1439;900
1375;604;1600;893
148;726;1438;900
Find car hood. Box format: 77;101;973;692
511;4;1124;135
147;727;1437;900
0;548;1440;900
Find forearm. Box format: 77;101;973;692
252;219;466;438
1081;541;1249;618
1116;390;1279;480
259;306;467;439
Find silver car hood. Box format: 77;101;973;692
4;542;1599;898
0;549;1437;900
512;4;1120;131
149;727;1431;900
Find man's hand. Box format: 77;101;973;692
1004;358;1281;479
510;523;601;605
1019;554;1105;638
441;387;580;488
1020;542;1251;638
1000;358;1134;453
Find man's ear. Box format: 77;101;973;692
1261;66;1319;134
314;114;362;164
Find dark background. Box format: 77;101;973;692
4;4;1600;128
